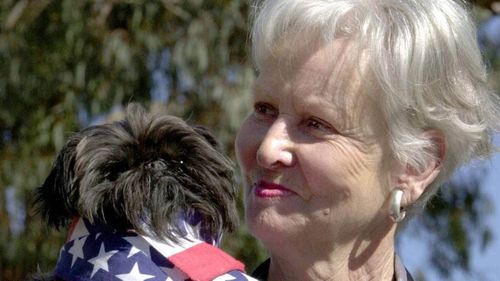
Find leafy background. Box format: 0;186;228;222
0;1;498;280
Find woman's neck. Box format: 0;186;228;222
265;229;397;281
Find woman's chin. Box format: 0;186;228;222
245;201;304;245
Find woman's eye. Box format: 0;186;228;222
305;118;333;132
254;102;278;118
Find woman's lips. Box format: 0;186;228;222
254;180;295;198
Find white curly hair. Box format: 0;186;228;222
251;0;500;213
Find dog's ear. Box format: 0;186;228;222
191;124;239;233
33;133;82;230
192;125;222;151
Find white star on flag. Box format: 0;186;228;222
68;236;87;267
213;273;237;281
70;219;90;239
87;243;118;278
123;235;151;258
115;262;156;281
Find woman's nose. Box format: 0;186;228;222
256;118;295;170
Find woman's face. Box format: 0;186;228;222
235;40;395;250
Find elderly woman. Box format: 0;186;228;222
235;0;500;280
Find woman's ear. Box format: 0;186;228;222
396;129;446;207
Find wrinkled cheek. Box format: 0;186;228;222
300;157;351;193
310;143;374;187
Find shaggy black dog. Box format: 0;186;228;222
30;103;239;280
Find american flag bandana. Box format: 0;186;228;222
54;217;258;281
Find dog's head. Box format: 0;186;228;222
34;103;237;240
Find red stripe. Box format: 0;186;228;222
66;216;80;242
168;243;245;281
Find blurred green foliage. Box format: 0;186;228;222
0;1;498;280
0;1;261;279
